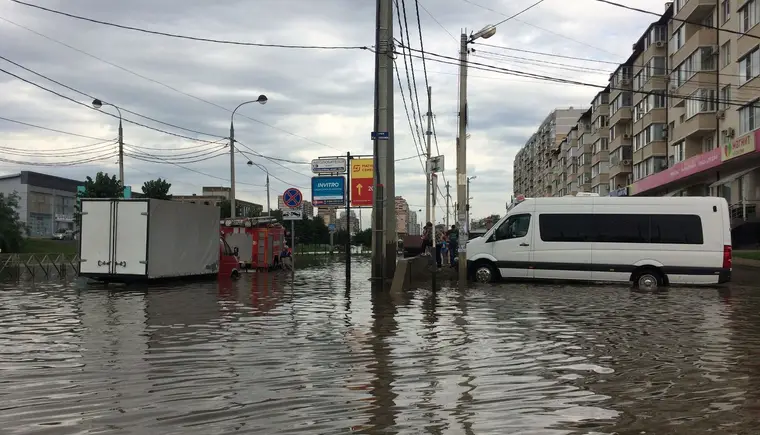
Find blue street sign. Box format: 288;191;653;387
371;131;389;140
328;223;336;233
282;187;303;208
311;176;345;206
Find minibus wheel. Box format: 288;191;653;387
633;268;663;291
474;261;498;283
231;269;241;280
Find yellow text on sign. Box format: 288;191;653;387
351;158;374;179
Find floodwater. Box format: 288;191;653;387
1;258;759;434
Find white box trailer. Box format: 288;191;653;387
78;198;221;281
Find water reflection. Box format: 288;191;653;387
1;263;760;434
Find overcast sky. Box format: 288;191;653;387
0;0;666;226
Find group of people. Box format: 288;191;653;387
421;223;459;269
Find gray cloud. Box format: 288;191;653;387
0;0;668;226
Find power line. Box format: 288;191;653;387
0;116;110;140
0;55;224;140
0;139;116;157
125;146;228;165
0;150;117;166
234;140;312;179
491;0;546;28
234;147;309;190
0;16;345;152
397;46;758;107
0;67;222;143
596;0;760;41
9;0;371;50
393;60;427;174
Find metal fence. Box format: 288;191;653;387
0;253;80;281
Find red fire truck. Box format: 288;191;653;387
219;216;286;271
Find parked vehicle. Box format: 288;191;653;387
79;198;224;282
51;229;74;240
467;195;732;290
219;233;241;279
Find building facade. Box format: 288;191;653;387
316;206;336;224
0;171;80;237
408;210;420;235
394;196;410;235
174;186;262;217
514;1;760;229
276;194;313;219
513;107;588;197
338;210;360;233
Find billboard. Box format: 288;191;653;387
311;176;345;206
350;158;373;207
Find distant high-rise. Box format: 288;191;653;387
394;196;409;235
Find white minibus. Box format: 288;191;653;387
466;196;732;290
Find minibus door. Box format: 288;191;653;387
489;212;533;278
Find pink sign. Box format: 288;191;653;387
629;147;722;195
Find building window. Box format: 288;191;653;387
703;135;716;152
739;48;760;84
672;141;686;164
740;0;760;33
537;213;703;244
686;88;717;118
722;0;730;23
721;85;731;109
721;41;731;67
739;101;760;134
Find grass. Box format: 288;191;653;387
20;238;77;256
734;250;760;261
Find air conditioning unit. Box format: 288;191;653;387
623;134;631;139
661;130;668;139
710;45;720;55
716;110;725;119
622;160;632;165
669;84;678;91
655;41;665;48
726;127;736;137
621;78;630;86
632;43;637;51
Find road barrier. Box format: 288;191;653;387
0;253;80;281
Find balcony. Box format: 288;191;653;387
639;76;668;96
609;155;633;178
609;133;633;152
580;172;593;186
674;0;717;26
671;28;717;70
634;108;667;131
592;151;609;166
671;112;717;143
591;173;609;187
672;72;716;107
568;173;577;183
633;141;668;162
609;107;632;128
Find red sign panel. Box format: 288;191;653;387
351;177;373;207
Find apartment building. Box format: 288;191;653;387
515;0;760;229
513;107;587;196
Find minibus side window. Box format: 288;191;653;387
494;214;531;241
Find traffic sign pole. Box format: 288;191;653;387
346;151;351;285
282;187;303;268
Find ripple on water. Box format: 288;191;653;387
1;262;760;434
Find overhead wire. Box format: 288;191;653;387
596;0;760;41
0;67;222;143
0;55;225;140
0;16;345;152
397;45;759;107
0;150;117;166
9;0;372;50
0;116;110;141
0;139;116;157
234;147;308;190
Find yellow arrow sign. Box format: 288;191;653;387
357;183;363;195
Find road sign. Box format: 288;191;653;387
371;131;389;140
427;155;445;173
311;158;347;174
311;176;345;206
282;188;303;208
283;207;303;220
328;223;336;233
350;158;373;207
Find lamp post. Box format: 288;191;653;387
229;95;268;218
457;25;496;284
247;160;270;217
92;99;124;190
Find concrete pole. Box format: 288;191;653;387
266;174;270;217
457;32;469;284
117;119;124;191
425;86;432;224
445;181;450;227
229;122;237;219
371;0;395;281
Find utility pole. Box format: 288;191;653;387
371;0;395;282
445;181;450;227
118;120;124;190
456;32;469;284
229;123;237;219
425;86;432;224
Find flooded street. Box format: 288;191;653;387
1;258;759;434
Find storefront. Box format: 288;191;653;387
627;130;760;209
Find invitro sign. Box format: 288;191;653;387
311;176;346;206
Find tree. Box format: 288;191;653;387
75;172;123;226
141;178;172;200
0;192;25;253
353;228;371;247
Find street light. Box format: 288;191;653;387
92;98;124;190
229;95;267;218
247;160;270;217
457;25;495;283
